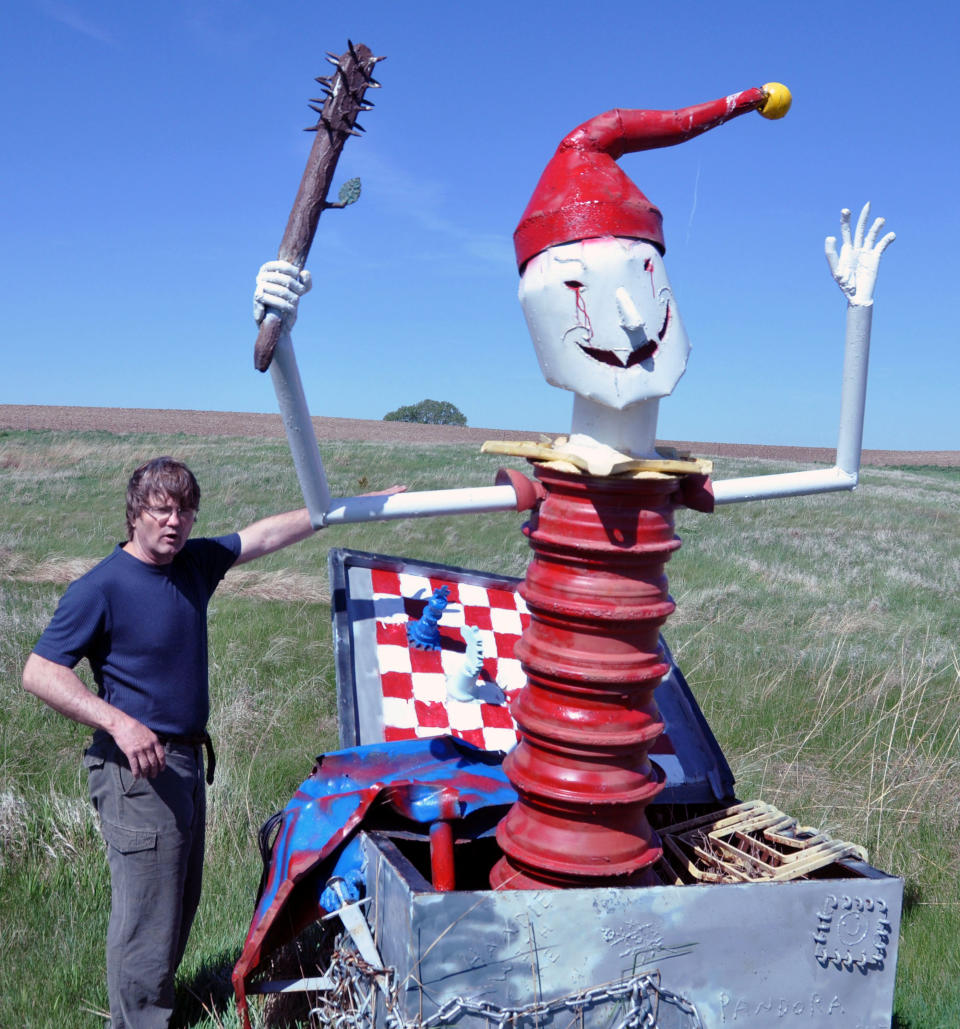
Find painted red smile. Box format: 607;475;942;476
581;339;658;367
579;303;670;368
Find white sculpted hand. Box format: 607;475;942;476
825;203;895;306
253;260;313;328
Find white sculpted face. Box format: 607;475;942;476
518;237;691;409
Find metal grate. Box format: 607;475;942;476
655;801;868;884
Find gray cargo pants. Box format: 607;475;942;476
84;731;206;1029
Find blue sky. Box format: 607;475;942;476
3;1;957;449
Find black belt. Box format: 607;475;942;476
157;731;216;785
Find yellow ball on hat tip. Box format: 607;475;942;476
759;82;792;119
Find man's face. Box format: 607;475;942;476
518;237;691;409
129;491;195;565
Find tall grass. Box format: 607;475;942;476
0;429;957;1027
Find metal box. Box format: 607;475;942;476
328;549;902;1029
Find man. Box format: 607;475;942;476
21;265;381;1027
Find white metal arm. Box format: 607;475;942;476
256;264;524;526
269;332;333;520
713;204;894;506
268;332;521;528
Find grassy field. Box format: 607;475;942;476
0;428;957;1028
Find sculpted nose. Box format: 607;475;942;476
616;287;648;335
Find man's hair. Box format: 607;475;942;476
125;457;201;539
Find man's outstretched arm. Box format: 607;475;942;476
235;508;316;566
235;486;407;566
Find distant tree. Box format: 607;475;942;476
383;399;467;426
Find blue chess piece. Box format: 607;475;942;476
407;585;451;650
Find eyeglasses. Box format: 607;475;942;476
143;505;197;524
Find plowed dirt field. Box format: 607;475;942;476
1;405;955;467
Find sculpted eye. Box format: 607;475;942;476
643;259;653;272
564;280;584;289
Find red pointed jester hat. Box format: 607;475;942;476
514;83;790;271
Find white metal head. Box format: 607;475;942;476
518;237;691;412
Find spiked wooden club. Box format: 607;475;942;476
254;41;383;372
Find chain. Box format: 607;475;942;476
307;944;392;1029
388;970;704;1029
308;935;703;1029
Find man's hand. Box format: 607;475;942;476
112;716;166;779
22;653;165;778
253;260;313;330
825;203;895;306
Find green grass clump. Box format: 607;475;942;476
1;430;957;1027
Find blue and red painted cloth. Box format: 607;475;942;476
232;736;516;1027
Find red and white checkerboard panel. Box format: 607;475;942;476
370;567;530;752
368;567;678;762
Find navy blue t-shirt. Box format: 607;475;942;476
33;534;241;735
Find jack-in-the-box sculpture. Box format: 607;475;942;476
234;63;900;1029
486;84;895;892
